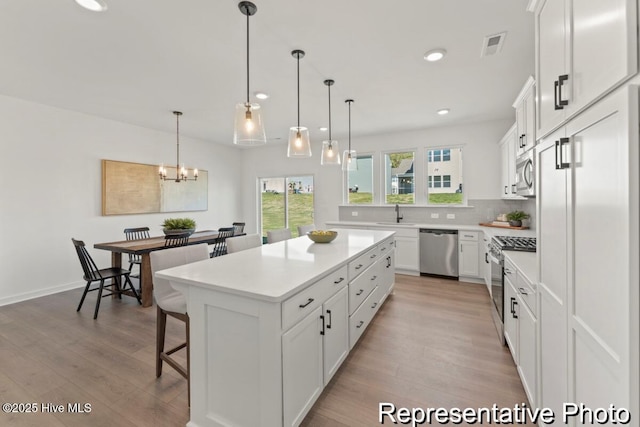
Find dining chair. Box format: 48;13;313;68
297;224;316;237
164;232;190;248
226;233;262;254
72;238;141;319
210;227;234;258
150;243;209;407
267;228;292;244
232;222;245;235
124;227;150;289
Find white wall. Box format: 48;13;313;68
0;95;243;305
241;119;512;233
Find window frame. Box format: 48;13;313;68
344;153;375;205
382;149;416;205
425;145;465;206
258;174;315;237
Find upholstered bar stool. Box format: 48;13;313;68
226;234;262;254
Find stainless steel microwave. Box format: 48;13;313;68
516;149;535;197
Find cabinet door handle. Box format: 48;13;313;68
485;253;489;264
504;268;512;275
326;309;332;329
511;184;517;194
510;297;516;314
356;320;364;329
320;314;325;335
355;263;363;270
557;74;569;108
522;133;526;147
504;185;508;195
370;275;377;281
299;298;314;308
333;277;344;284
519;287;529;295
356;289;364;296
371;302;378;309
513;301;519;319
387;256;391;268
370;253;377;259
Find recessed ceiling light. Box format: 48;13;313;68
255;92;269;100
74;0;108;12
424;48;446;62
319;127;328;132
437;108;450;115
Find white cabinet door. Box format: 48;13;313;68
380;248;395;298
503;276;519;364
536;0;569;138
282;306;324;427
458;240;479;278
537;129;569;418
523;83;535;153
500;125;518;198
518;297;537;407
482;235;491;295
570;0;637;117
394;236;418;272
515;100;526;157
322;287;349;385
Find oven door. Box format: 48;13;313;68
516;150;535;197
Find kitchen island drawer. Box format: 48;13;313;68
349;247;378;280
282;265;348;331
348;263;378;314
349;285;381;349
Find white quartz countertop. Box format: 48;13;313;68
326;220;536;238
155;229;395;303
503;251;538;283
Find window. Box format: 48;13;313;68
384;151;414;204
260;176;314;237
347;155;373;204
426;147;463;204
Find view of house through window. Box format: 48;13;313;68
427;147;463;204
347;155;373;204
260;176;314;238
385;151;415;204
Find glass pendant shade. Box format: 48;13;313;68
342;149;357;171
287;126;312;157
321;140;341;165
234;103;266;145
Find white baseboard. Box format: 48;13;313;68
0;281;85;307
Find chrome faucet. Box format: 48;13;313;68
395;204;403;223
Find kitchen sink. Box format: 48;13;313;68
376;222;416;226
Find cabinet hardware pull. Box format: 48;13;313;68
356;320;364;329
519;287;529;295
387;256;391;268
371;302;378;309
513;301;519;319
559;137;570;169
504;185;508;195
554;79;560;109
504;268;512;275
485;253;489;264
326;309;332;328
333;277;344;284
522;134;526;147
371;275;377;281
370;254;377;259
510;297;516;314
355;264;363;270
511;184;517;194
557;74;569;108
320;314;325;335
356;289;364;296
299;298;314;308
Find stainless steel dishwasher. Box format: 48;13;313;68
419;229;458;278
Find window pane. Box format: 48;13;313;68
287;176;314;237
260;178;285;237
347;155;373;204
385;151;415;204
426;147;463;204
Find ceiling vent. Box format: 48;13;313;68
481;31;507;57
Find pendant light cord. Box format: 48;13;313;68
246;8;250;105
175;112;180;169
347;101;351;152
328;84;332;143
297;54;300;129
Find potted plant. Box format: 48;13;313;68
506;210;530;227
162;217;196;236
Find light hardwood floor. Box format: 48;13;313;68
0;275;531;426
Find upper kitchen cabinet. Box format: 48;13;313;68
513;76;536;157
499;124;520;199
532;0;638;139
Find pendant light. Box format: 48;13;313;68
159;111;198;182
342;99;357;171
320;79;340;166
287;49;312;157
234;1;266;146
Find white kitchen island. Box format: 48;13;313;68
155;229;396;427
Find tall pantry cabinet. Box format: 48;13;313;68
532;0;639;421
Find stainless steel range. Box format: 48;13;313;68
489;235;536;342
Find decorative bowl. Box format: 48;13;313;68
163;228;195;236
307;230;338;243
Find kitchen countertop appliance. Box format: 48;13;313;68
489;235;536;342
419;229;458;278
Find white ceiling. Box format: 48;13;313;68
0;0;534;146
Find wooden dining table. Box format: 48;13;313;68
94;230;234;307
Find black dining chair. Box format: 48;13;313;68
72;238;141;319
164;232;191;248
232;222;245;235
124;227;150;289
210;227;235;258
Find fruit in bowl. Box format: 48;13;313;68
307;230;338;243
